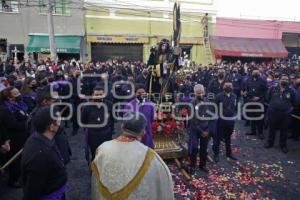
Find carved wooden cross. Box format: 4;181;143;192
11;46;19;65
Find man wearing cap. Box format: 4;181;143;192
124;84;155;148
91;111;174;200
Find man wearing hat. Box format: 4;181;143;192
124;84;155;148
91;111;174;200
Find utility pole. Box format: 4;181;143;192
47;0;57;62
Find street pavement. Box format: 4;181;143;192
1;120;300;200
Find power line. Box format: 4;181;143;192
72;0;209;19
17;0;296;28
16;0;207;24
84;0;213;14
18;0;207;20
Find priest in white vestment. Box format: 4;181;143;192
91;111;174;200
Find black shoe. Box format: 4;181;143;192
189;166;196;175
214;154;219;163
246;132;256;136
264;143;273;149
199;166;209;173
281;147;288;154
8;181;22;189
226;154;238;161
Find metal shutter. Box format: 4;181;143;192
91;43;143;62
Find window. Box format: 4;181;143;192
0;0;19;12
39;0;70;15
0;39;7;53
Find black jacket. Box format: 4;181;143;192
244;77;268;102
135;74;147;86
227;73;243;90
28;106;71;164
179;83;194;97
0;105;29;151
81;99;114;134
189;98;212;133
192;71;206;85
207;79;224;100
215;92;237;119
21;133;67;200
266;86;298;113
0;111;8;165
0;106;8;145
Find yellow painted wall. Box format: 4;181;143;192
191;44;206;65
86;41;91;61
87;19;149;35
85;9;215;64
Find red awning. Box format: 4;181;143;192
210;36;288;58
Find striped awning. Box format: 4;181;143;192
210;36;288;58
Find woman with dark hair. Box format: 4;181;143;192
21;77;37;113
0;86;29;188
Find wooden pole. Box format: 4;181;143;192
0;148;23;172
207;155;214;163
174;158;191;180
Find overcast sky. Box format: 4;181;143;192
217;0;300;21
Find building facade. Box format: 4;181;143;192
85;0;217;65
209;17;300;61
0;0;85;62
216;17;300;39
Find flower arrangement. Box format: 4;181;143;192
152;112;185;135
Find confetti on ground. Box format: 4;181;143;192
169;160;286;200
168;128;299;200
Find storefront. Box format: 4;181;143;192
215;18;300;62
85;6;216;65
87;35;148;62
27;34;83;61
209;36;288;61
0;38;7;61
0;39;25;62
283;33;300;58
9;44;25;61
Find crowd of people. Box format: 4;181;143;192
0;57;300;199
